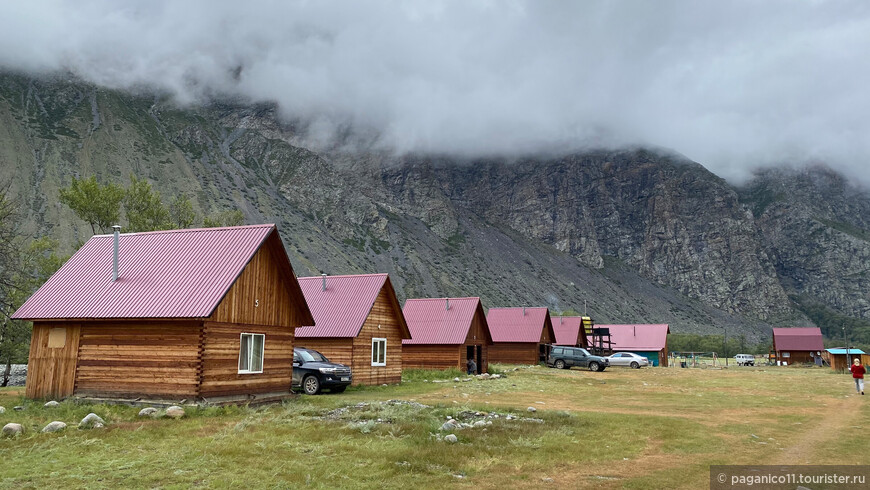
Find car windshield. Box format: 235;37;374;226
297;350;328;363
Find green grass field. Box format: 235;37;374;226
1;364;867;489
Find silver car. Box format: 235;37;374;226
606;352;650;369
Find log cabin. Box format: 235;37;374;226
596;324;671;367
295;274;410;386
771;327;824;365
13;224;314;403
486;307;555;365
402;297;493;374
823;348;870;371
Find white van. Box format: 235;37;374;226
735;354;755;366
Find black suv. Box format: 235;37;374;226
292;347;352;394
547;346;610;372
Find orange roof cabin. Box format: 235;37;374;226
12;225;314;403
296;274;410;386
771;327;824;365
402;297;493;374
486;307;555;365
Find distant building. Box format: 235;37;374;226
486;307;555;365
822;348;870;371
596;324;670;367
14;225;313;403
551;316;582;347
296;274;410;386
771;327;823;365
402;297;492;373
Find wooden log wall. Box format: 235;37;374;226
402;345;462;370
75;321;201;398
26;322;81;399
488;342;538;365
295;338;354;367
350;286;404;385
200;321;294;397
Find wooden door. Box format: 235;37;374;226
25;323;81;399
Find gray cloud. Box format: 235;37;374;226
2;0;869;182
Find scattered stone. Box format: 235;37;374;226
542;477;554;483
750;434;759;439
527;407;537;413
440;419;461;431
138;407;158;417
165;406;185;419
453;377;460;382
382;384;388;387
44;400;60;408
491;374;502;379
506;415;514;420
473;421;486;428
79;413;106;429
395;461;410;467
2;423;23;436
444;434;458;443
535;401;545;405
13;406;24;411
42;421;67;433
486;421;492;426
0;406;4;414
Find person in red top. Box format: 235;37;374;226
850;358;865;395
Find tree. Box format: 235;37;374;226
124;176;171;232
169;195;195;229
58;176;124;235
203;209;245;228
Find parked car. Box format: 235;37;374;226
606;352;650;369
547;346;609;372
292;347;352;394
734;354;755;366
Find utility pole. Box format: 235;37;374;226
843;326;850;373
724;326;728;367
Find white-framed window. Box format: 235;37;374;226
238;333;265;374
371;337;387;366
782;352;790;358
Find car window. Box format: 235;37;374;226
552;348;563;355
577;348;590;356
298;349;328;363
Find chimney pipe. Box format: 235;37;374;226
445;298;449;311
321;273;327;291
522;306;526;316
112;225;121;281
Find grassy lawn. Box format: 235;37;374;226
1;365;867;489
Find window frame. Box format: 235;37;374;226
371;337;387;366
238;332;265;374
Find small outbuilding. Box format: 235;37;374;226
596;324;670;367
402;297;492;374
486;307;555;365
296;274;410;386
822;348;870;371
551;316;582;347
771;327;824;365
13;224;313;402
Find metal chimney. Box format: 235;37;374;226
522;306;526;316
321;273;327;291
445;298;450;311
112;225;121;281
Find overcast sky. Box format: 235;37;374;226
1;0;869;182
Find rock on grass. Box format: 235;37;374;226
2;423;23;436
165;406;185;419
79;413;106;429
41;421;66;433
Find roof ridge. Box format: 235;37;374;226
92;223;275;238
405;296;480;302
298;273;388;279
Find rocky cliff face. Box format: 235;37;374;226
5;73;870;339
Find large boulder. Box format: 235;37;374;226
165;406;185;419
41;421;67;433
2;423;23;436
79;413;105;429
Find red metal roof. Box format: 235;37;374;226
402;297;485;345
597;324;670;351
772;327;824;351
296;274;409;339
486;307;552;343
12;224;305;320
552;316;582;346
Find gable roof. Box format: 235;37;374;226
826;348;867;355
12;224;313;323
773;327;824;351
402;297;491;345
486;307;553;343
597;324;670;351
551;316;582;346
295;274;410;339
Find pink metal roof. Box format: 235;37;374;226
402;297;485;345
12;224;298;320
597;324;670;351
296;274;409;339
552;316;582;346
773;327;824;351
487;307;552;343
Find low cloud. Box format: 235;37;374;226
2;1;869;182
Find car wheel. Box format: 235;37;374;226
589;362;600;372
302;375;321;395
630;361;639;369
554;359;566;369
331;386;347;393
